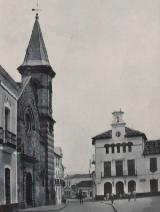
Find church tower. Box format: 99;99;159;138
18;13;55;204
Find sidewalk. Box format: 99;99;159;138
18;203;67;212
111;196;160;212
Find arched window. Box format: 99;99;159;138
117;144;120;153
122;143;126;153
128;142;133;152
104;144;109;154
111;144;115;153
24;107;35;132
5;107;10;131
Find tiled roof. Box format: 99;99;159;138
143;140;160;155
92;127;147;144
76;180;93;188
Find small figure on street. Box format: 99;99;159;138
62;195;67;204
106;193;110;201
79;190;83;204
128;192;131;202
110;193;114;204
133;190;136;201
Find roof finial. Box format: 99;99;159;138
36;13;39;20
32;0;41;19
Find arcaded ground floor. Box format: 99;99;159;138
96;176;160;198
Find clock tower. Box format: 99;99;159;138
111;110;126;141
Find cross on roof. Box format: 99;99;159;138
32;0;41;18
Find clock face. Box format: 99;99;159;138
116;131;121;137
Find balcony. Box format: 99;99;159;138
0;127;16;153
101;172;137;178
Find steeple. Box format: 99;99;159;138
18;14;55;78
24;14;49;66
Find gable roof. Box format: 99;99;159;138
143;140;160;155
92;127;147;145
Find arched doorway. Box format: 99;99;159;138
116;182;124;195
128;181;136;193
150;179;158;193
104;182;112;195
26;173;32;206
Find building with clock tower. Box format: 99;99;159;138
92;110;160;199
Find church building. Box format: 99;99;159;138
0;13;56;209
92;110;160;199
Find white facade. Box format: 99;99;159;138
92;110;160;199
54;147;64;204
0;68;18;206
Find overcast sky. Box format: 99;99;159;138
1;0;160;174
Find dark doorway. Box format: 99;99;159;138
116;182;124;195
128;181;136;193
5;168;11;204
26;173;32;206
150;179;158;193
104;182;112;195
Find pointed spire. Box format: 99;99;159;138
22;14;50;66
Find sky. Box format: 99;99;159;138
1;0;160;174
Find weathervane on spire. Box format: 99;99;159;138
32;0;41;19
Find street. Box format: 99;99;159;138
113;196;160;212
62;200;114;212
61;196;160;212
18;196;160;212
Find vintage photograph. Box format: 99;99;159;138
0;0;160;211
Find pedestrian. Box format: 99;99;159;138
128;192;131;202
106;193;109;201
79;190;83;204
133;190;136;201
110;193;114;204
